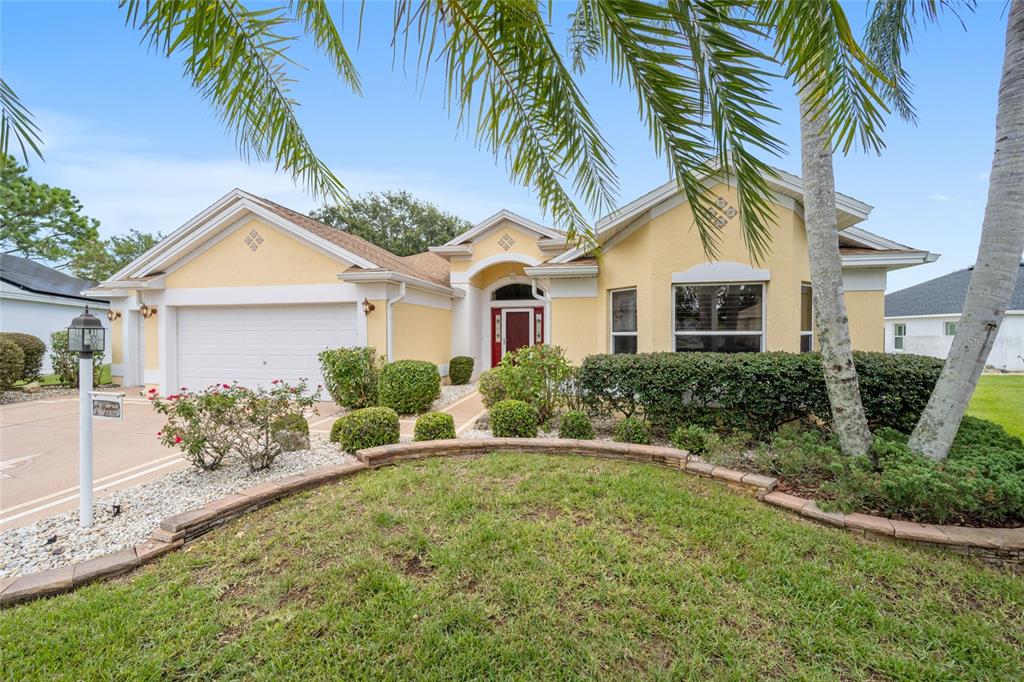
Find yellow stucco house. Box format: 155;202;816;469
86;168;937;392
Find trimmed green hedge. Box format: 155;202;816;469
671;425;712;455
490;399;538;438
318;347;381;408
377;360;441;414
478;368;509;408
0;332;45;382
559;410;594;440
0;338;25;391
414;411;456;441
448;356;474;385
577;351;944;437
613;417;651;445
330;406;399;452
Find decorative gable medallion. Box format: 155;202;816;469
703;196;737;228
498;233;516;251
243;228;264;252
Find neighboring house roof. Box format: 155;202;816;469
885;263;1024;317
0;253;106;303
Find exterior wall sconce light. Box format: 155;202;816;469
106;309;122;322
140;303;158;319
362;298;376;316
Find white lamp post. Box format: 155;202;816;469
67;307;105;528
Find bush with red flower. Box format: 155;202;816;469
151;380;319;472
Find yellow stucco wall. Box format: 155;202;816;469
366;300;388;356
144;315;159;371
551;297;599;364
471;262;527;290
449;222;545;274
110;315;123;364
391;302;452;367
164;218;346;288
844;290;884;351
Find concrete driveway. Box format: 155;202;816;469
0;390;342;530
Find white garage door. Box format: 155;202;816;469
177;303;358;390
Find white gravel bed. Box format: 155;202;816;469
432;382;477;410
0;435;355;579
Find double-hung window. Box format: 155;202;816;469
673;283;764;353
944;321;958;336
800;283;813;352
610;288;638;354
893;323;906;350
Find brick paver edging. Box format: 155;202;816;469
3;439;1019;606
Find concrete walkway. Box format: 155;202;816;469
307;390;485;438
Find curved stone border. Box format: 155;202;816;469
2;439;1019;606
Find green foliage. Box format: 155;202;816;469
448;356;474;385
478;367;510;408
0;80;43;162
559;410;594;440
952;415;1024;454
49;330;104;386
377;360;441;414
318;347;382;408
754;427;841;488
490;399;539;438
577;351;943;439
331;406;399;452
0;156;100;264
0;332;44;381
670;425;712;455
68;229;163;282
272;412;310;452
613;417;651;445
413;411;456;442
0;337;25;390
497;344;573;424
311;191;472;256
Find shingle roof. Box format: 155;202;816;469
885;263;1024;317
251;196;451;288
0;253;105;303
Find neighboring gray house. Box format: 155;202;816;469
884;263;1024;372
0;253;109;373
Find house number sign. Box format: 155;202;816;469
91;392;126;421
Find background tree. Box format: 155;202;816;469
311;191;472;256
0;156;100;267
69;228;164;282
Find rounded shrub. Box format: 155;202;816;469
671;424;711;454
414;411;456;441
377;360;441;414
272;412;310;452
613;417;651;445
559;410;594;440
0;333;45;382
478;367;509;408
318;346;381;408
448;356;474;385
490;399;538;438
0;338;25;391
330;406;400;452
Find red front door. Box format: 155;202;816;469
504;311;531;356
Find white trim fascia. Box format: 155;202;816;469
671;262;771;284
841;251;938;268
523;265;599;278
0;288;110;308
338;270;461;298
883;311;1024;321
840;225;913;251
443;209;562;246
427;245;473;256
397;288;454;310
82;288;131;299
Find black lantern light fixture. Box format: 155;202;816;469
67;306;106;356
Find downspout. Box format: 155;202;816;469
386;282;407;362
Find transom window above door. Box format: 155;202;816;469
492;283;543;300
673;283;764;353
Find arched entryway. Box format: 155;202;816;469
481;274;549;368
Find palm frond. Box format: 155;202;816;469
863;0;975;122
0;79;44;164
394;0;619;246
289;0;363;94
571;0;783;261
120;0;347;201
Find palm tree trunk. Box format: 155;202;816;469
798;86;874;457
909;0;1024;460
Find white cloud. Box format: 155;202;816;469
929;193;951;202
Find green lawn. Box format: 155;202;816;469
12;365;112;389
968;374;1024;439
3;454;1021;680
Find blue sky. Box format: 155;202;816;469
1;1;1010;292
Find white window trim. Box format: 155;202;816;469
893;323;907;350
943;321;958;336
672;282;766;352
800;283;813;352
609;287;638;353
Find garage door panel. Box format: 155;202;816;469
177;303;358;390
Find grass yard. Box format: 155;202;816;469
2;454;1022;680
12;365;112;389
968;374;1024;439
